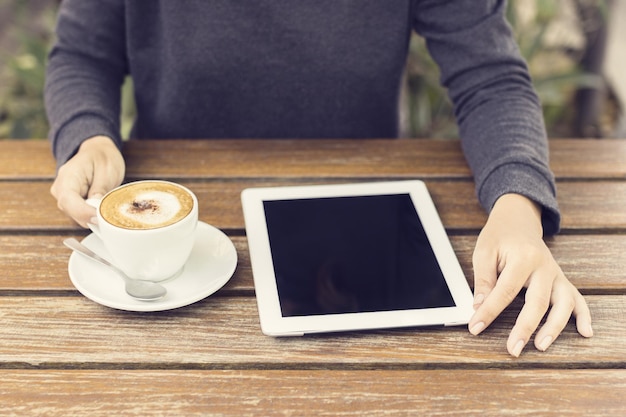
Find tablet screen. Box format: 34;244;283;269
263;193;455;318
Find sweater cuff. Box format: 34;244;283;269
478;163;561;236
52;114;122;168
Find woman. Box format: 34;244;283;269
45;0;592;356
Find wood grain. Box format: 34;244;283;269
0;139;623;416
0;369;624;417
1;139;625;179
1;235;624;293
0;234;251;293
548;138;626;179
122;139;472;179
0;296;622;367
1;180;625;231
0;140;57;179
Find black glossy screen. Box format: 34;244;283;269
263;194;455;317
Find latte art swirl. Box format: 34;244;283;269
100;182;194;230
121;191;182;226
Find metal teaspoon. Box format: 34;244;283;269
64;238;167;301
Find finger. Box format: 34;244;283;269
51;168;94;228
574;291;593;338
471;244;498;309
469;258;530;336
56;190;98;228
468;245;498;335
507;266;555;357
531;274;580;352
533;305;570;352
533;277;593;352
87;161;123;199
88;171;120;199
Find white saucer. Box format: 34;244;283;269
68;221;238;312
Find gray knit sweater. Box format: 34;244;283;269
45;0;560;234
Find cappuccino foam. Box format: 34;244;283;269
100;182;194;230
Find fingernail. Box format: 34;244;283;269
511;339;525;357
538;335;553;352
586;324;594;338
469;321;485;335
89;217;98;225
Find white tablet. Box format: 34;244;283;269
241;180;474;336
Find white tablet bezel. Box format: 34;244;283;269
241;180;474;336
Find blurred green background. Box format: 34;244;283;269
0;0;618;140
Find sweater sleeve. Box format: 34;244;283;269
412;0;560;235
45;0;127;168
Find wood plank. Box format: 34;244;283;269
0;140;57;179
0;296;622;367
549;138;626;179
1;235;624;293
122;139;473;179
558;181;626;230
1;139;625;180
0;369;624;416
123;138;626;180
0;180;484;231
0;234;251;293
1;180;625;231
0;139;471;179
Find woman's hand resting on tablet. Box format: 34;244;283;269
468;193;593;357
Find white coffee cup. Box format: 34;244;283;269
87;180;199;282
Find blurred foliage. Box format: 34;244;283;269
403;0;606;138
0;0;135;140
0;0;56;139
404;34;458;139
120;76;136;140
0;0;608;139
507;0;606;136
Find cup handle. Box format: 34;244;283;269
85;197;102;237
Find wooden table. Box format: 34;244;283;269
0;138;624;416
